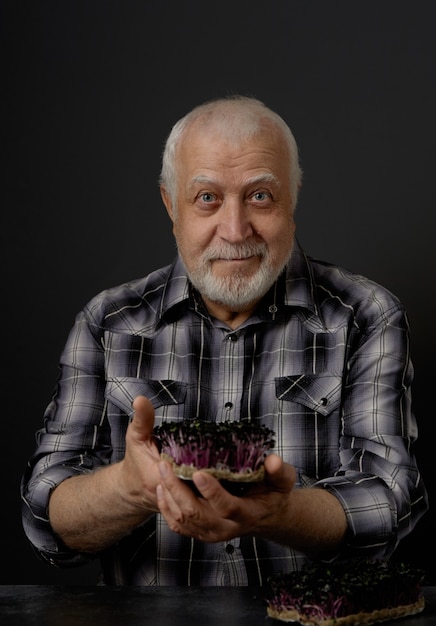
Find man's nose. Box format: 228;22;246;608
218;198;253;242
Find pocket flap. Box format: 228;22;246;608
106;377;187;415
275;373;342;415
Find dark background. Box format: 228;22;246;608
2;1;435;585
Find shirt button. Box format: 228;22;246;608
320;397;328;406
224;402;233;410
225;543;235;554
227;333;237;342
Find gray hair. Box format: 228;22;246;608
159;95;303;213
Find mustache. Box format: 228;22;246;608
202;241;268;262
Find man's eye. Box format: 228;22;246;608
253;191;269;201
200;193;215;203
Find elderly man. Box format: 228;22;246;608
21;95;428;585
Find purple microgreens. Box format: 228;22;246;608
154;419;275;473
266;558;425;620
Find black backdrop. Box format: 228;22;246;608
2;1;435;585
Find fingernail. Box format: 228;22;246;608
158;462;169;478
193;472;207;490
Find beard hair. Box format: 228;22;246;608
184;240;292;311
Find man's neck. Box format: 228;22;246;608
202;296;258;330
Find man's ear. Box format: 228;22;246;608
160;186;175;222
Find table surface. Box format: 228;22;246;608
0;585;435;626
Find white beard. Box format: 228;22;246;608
183;240;293;311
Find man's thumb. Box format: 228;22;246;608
130;395;155;439
264;454;296;492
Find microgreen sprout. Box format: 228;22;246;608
266;558;425;621
154;419;275;473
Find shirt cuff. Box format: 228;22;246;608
316;473;398;558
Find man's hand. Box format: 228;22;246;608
49;395;162;552
155;453;297;543
118;395;162;513
156;453;347;555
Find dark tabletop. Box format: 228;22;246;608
0;585;435;626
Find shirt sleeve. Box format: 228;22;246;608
316;302;428;559
21;302;113;566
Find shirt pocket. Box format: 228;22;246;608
275;373;343;416
105;376;187;416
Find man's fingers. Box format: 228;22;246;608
157;462;201;532
191;471;239;517
191;470;219;498
159;463;219;513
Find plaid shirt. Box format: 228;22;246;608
21;242;428;585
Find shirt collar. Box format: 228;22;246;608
157;256;191;321
283;239;319;316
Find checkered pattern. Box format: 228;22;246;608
21;242;428;585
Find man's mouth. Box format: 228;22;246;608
218;255;254;261
204;242;267;264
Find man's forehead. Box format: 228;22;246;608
179;132;289;170
188;172;281;188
